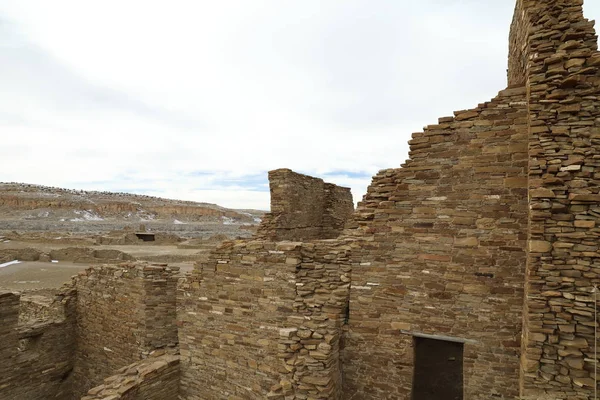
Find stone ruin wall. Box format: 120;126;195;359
178;240;350;400
71;263;179;398
515;0;600;398
0;1;599;399
341;87;530;399
0;289;76;400
81;353;180;400
0;263;180;400
257;168;354;241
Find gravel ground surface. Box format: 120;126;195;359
0;260;195;291
0;261;89;290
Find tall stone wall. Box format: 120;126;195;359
514;0;600;398
0;289;76;400
178;239;350;400
257;169;354;241
341;87;530;399
72;263;178;398
508;1;530;87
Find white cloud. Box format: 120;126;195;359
1;1;599;210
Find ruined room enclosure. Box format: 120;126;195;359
2;0;600;399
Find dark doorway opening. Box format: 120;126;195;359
135;233;156;242
412;336;464;400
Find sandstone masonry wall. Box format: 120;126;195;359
341;87;530;399
270;240;351;400
509;1;530;87
72;263;178;398
514;0;600;398
257;169;353;241
178;239;350;400
82;353;179;400
0;288;76;400
178;241;301;399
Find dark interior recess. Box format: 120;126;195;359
412;337;464;400
135;233;156;242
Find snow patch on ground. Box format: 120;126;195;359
139;212;156;222
70;210;104;222
0;260;21;268
173;219;187;225
222;216;235;225
254;217;262;223
51;260;59;263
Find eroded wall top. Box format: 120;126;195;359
257;168;354;241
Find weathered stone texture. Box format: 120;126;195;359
2;1;600;399
72;263;178;398
178;239;350;400
82;353;180;400
178;241;300;399
0;288;76;400
516;0;600;398
342;87;530;399
257;169;354;241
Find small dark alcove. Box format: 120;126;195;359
412;336;464;400
135;233;156;242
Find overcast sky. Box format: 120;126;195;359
1;1;599;210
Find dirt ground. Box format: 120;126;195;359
0;260;195;291
0;261;88;290
0;240;201;258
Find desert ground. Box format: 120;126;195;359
0;182;264;292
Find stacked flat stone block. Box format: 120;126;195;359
257;169;354;241
82;353;180;400
178;238;351;400
341;86;530;399
0;288;76;399
513;0;600;398
72;262;179;398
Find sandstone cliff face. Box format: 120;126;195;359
0;183;258;224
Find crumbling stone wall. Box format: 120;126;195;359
513;0;600;398
82;353;179;400
72;263;179;398
0;288;76;400
257;169;354;241
341;87;530;399
178;239;350;400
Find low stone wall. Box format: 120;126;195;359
49;247;135;263
82;353;180;400
72;262;179;398
0;246;135;264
